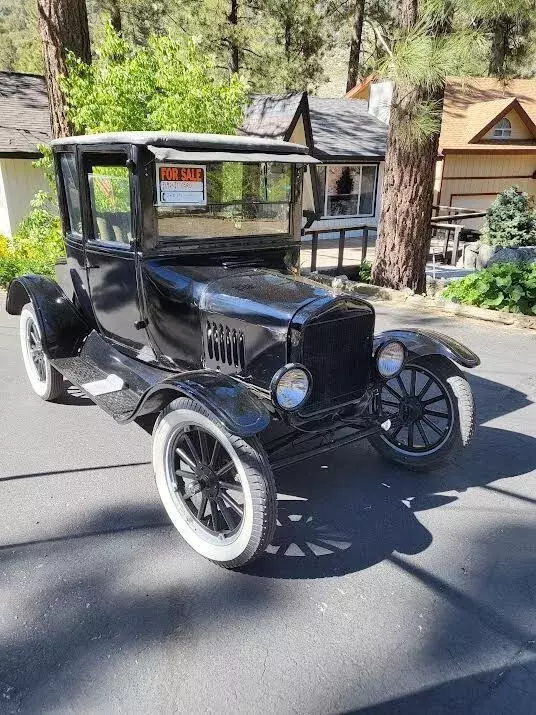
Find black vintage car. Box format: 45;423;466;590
6;132;479;568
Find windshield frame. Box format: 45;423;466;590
141;152;304;252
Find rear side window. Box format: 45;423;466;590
88;162;132;244
59;153;82;234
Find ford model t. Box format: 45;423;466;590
6;132;479;568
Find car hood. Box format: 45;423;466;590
143;260;334;329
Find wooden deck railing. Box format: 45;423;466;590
302;224;377;273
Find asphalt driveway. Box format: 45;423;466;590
1;298;535;714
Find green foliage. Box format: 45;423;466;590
481;186;536;248
442;262;536;315
357;260;372;283
0;192;64;287
61;23;248;135
0;0;43;73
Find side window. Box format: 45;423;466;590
59;153;82;234
88;161;132;244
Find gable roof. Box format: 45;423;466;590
240;93;305;140
240;92;387;161
344;74;378;100
440;77;536;152
0;72;51;157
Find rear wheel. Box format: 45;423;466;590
369;354;475;472
20;304;64;401
153;397;276;569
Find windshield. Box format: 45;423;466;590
156;161;293;241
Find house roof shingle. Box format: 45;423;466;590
440;77;536;152
240;93;387;160
308;96;386;159
0;72;51;156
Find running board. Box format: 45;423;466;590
52;356;141;418
51;331;165;420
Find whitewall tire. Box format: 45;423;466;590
19;304;64;401
152;397;276;569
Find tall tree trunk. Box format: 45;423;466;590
372;0;445;292
372;86;442;292
346;0;365;92
488;17;511;77
108;0;122;34
38;0;91;138
228;0;239;74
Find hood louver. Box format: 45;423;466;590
205;321;245;373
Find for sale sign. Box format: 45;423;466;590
156;164;206;206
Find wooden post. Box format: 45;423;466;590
442;229;450;263
337;229;346;273
451;225;461;266
311;231;319;272
361;226;369;263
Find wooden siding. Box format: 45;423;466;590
437;152;536;227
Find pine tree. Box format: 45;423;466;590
38;0;92;137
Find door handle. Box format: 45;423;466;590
86;264;100;269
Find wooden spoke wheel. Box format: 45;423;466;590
369;355;475;472
152;397;276;568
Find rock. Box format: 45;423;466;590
517;246;536;263
462;241;480;270
487;247;524;266
477;243;498;269
332;275;349;290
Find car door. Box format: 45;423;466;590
81;147;145;350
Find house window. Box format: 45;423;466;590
493;118;512;139
321;164;378;217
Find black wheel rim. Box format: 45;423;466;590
170;426;245;537
378;364;453;454
27;319;46;382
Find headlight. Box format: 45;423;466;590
376;341;406;378
271;364;312;411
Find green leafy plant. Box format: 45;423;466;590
357;260;372;283
61;23;248;136
481;186;536;248
0;192;64;288
442;262;536;315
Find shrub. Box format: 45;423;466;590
442;262;536;315
0;192;64;288
481;186;536;248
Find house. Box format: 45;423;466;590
0;72;51;237
347;75;536;228
436;77;536;226
240;92;388;231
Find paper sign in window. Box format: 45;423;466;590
156;164;207;206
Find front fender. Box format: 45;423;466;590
124;371;271;437
373;329;480;368
6;274;90;358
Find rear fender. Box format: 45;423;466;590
125;371;271;437
6;274;90;358
373;329;480;369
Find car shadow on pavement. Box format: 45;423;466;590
247;372;535;580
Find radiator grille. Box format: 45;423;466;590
300;311;374;414
206;321;245;370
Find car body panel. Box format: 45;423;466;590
373;329;481;369
5;274;90;358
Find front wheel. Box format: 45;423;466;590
369;354;475;472
152;397;277;569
